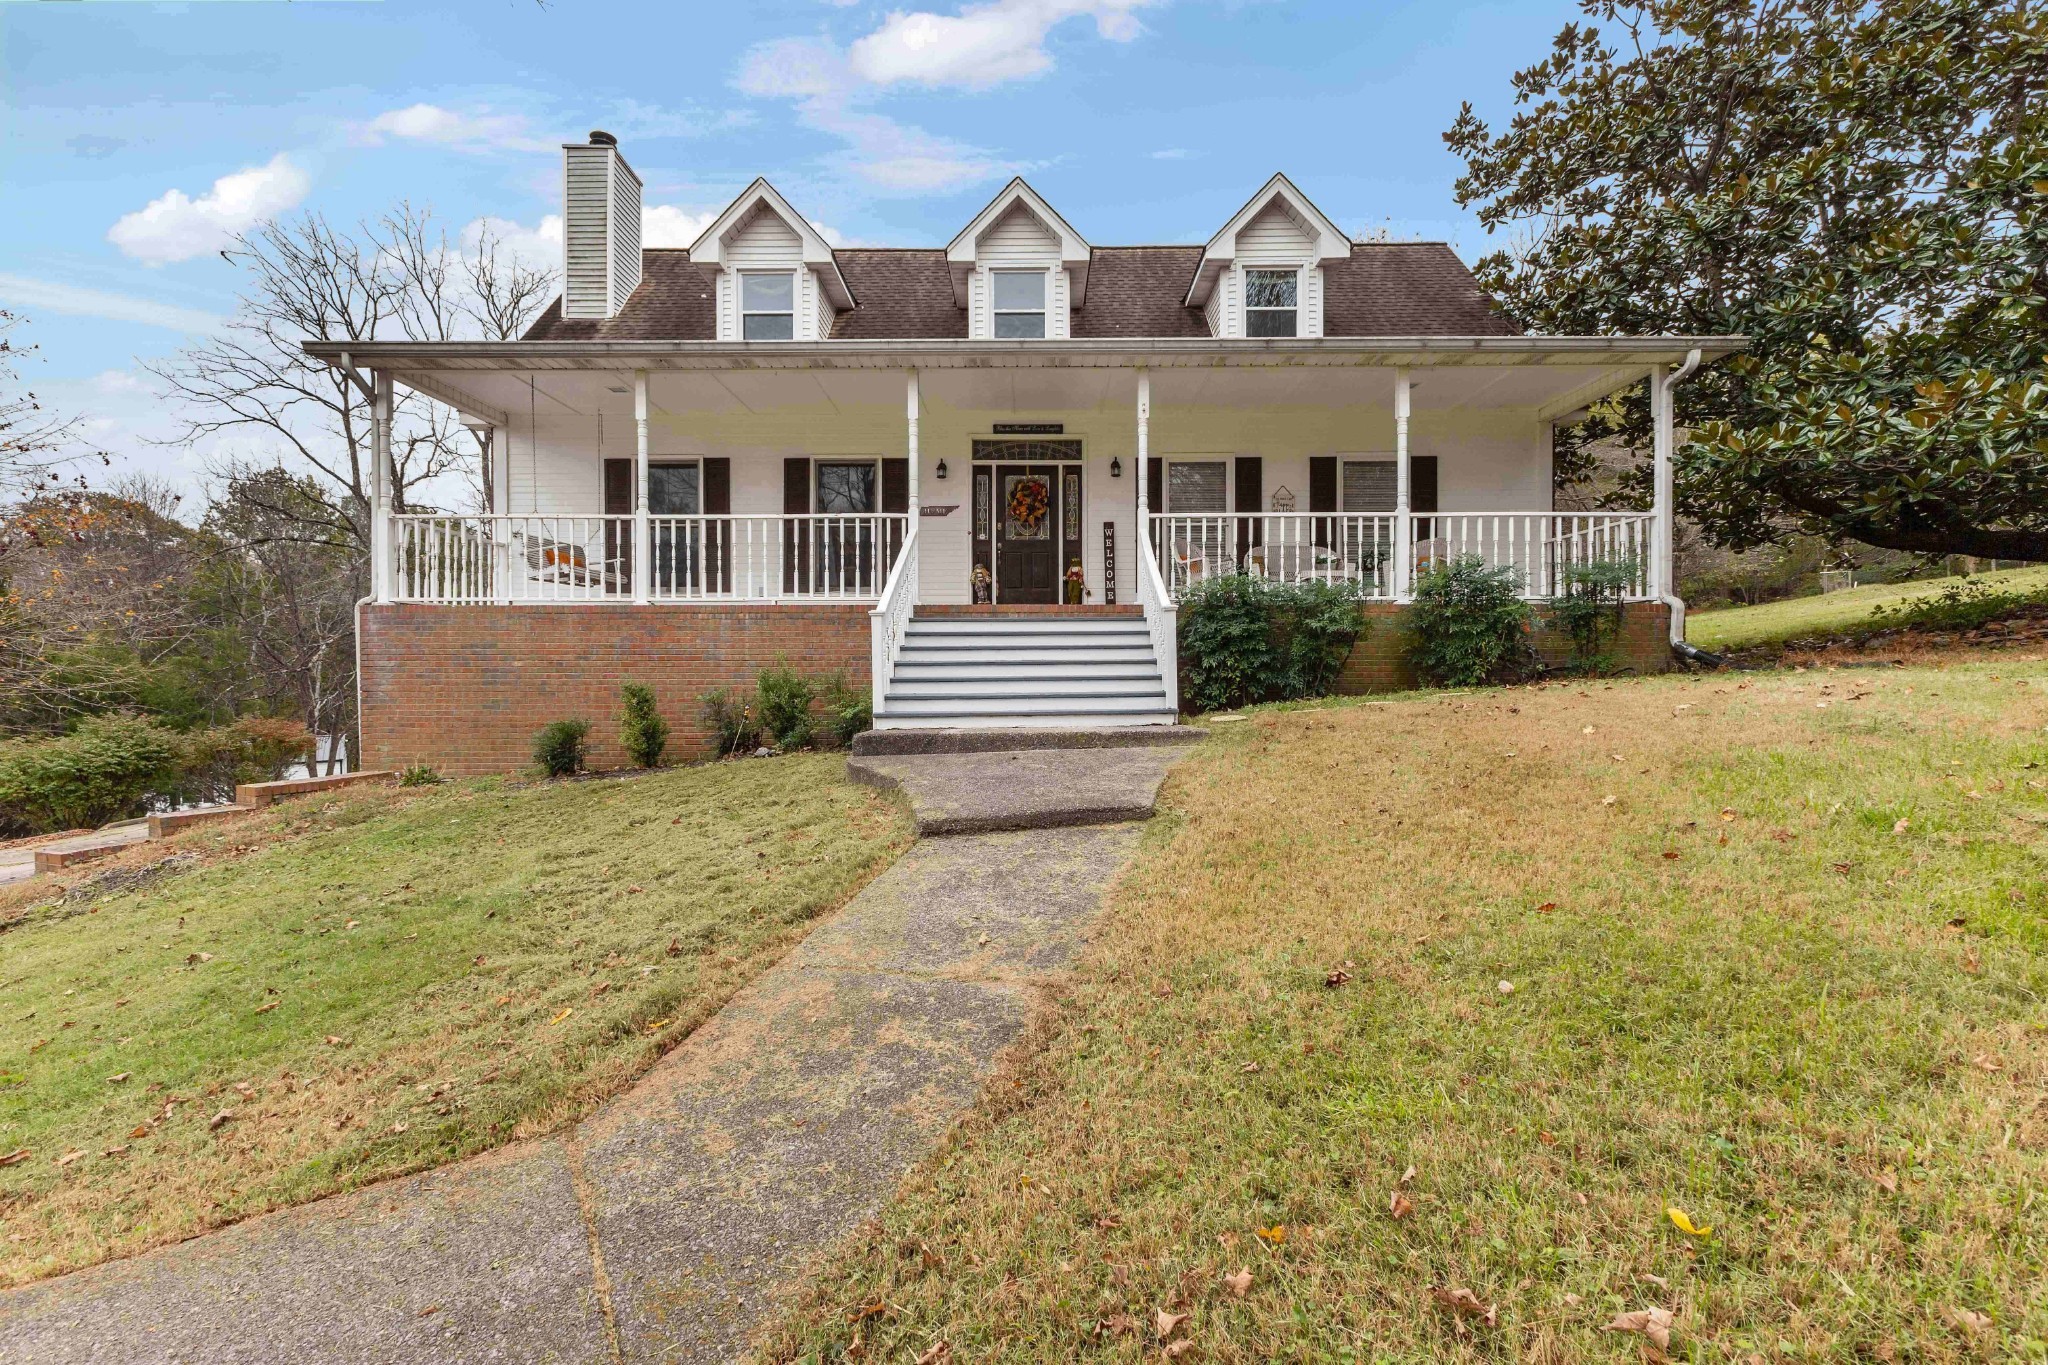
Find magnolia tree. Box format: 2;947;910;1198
1447;0;2048;561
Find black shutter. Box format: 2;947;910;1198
1412;456;1438;540
783;458;810;593
603;459;632;592
1234;455;1263;553
1146;458;1163;520
1309;455;1336;548
703;458;731;593
879;458;909;591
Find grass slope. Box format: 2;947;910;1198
1688;564;2048;652
0;758;909;1285
765;665;2048;1363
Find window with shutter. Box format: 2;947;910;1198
1165;460;1227;512
1341;460;1397;511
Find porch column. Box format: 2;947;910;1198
1392;367;1412;601
1135;367;1151;537
632;371;650;605
1649;362;1672;601
371;369;393;604
905;369;921;514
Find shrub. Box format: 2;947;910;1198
176;716;317;804
0;715;185;834
1177;575;1370;713
398;764;442;787
532;719;590;777
818;674;873;748
1867;576;2048;636
618;683;669;769
755;661;815;750
1550;558;1640;671
700;690;762;757
1407;556;1533;687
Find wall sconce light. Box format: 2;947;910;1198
1109;456;1123;479
935;458;949;480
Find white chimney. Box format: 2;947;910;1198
561;131;642;320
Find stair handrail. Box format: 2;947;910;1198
869;525;920;717
1135;520;1180;714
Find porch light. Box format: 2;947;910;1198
935;458;948;480
1110;456;1122;479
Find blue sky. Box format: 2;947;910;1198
1;0;1572;491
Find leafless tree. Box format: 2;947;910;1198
0;309;87;502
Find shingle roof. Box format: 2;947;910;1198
520;240;1519;341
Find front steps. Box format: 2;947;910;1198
873;612;1179;731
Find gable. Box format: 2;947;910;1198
977;203;1060;263
1237;200;1313;265
725;203;803;266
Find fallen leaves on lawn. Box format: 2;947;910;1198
324;1035;348;1046
255;1000;278;1014
549;1008;574;1025
106;1072;130;1084
185;952;213;965
1324;964;1353;988
1944;1306;1992;1337
1894;817;1910;834
1399;1164;1417;1184
1496;980;1515;995
1155;1308;1187;1340
55;1149;85;1167
1430;1286;1496;1327
1222;1269;1252;1297
1667;1207;1711;1237
1871;1169;1899;1194
643;1018;672;1034
1388;1189;1414;1220
1604;1306;1674;1349
914;1341;951;1365
209;1110;234;1131
0;1149;31;1167
1254;1225;1287;1246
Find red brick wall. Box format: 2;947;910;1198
357;604;870;776
1335;602;1672;692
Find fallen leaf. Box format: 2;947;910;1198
1239;1061;1261;1074
101;1144;129;1158
1945;1307;1992;1336
1431;1286;1497;1327
324;1035;348;1046
1972;1052;2003;1072
128;1125;149;1139
55;1149;86;1167
1399;1164;1417;1185
1893;818;1910;834
1255;1224;1287;1246
1601;795;1617;806
1604;1306;1674;1349
255;1001;278;1015
232;1081;255;1096
549;1008;574;1025
1536;901;1557;912
185;952;213;965
1324;967;1352;988
1667;1207;1712;1237
1720;807;1738;821
1162;1341;1193;1358
0;1149;29;1167
1497;980;1514;995
106;1072;130;1084
1871;1170;1899;1194
644;1018;672;1034
417;1306;439;1318
1222;1268;1252;1297
1389;1190;1414;1219
209;1109;233;1131
1155;1308;1187;1340
914;1341;951;1365
1538;1130;1558;1145
1661;850;1680;860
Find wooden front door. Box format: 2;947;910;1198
995;464;1059;603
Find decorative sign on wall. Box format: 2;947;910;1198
1102;521;1117;605
919;504;957;516
1270;485;1297;512
991;422;1064;435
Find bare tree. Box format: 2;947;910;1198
0;309;86;502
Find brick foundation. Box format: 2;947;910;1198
357;604;871;776
1335;601;1673;692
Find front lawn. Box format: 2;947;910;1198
0;758;910;1285
765;665;2048;1362
1688;564;2048;652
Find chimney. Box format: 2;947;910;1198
561;130;642;320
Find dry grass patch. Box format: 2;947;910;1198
763;665;2048;1363
0;758;910;1285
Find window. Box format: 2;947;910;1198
741;271;795;340
1244;268;1298;338
1165;460;1227;512
648;462;700;516
815;461;877;514
992;269;1047;339
1340;459;1395;511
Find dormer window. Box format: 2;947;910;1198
992;270;1047;339
1244;269;1299;338
741;271;795;340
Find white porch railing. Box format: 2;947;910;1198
868;526;919;716
1147;511;1653;602
1135;519;1180;713
389;513;910;604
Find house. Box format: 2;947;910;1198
308;131;1742;775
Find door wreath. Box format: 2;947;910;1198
1006;476;1050;535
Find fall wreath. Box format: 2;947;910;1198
1006;477;1050;534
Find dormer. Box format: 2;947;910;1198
946;179;1090;340
688;179;855;341
1185;174;1350;339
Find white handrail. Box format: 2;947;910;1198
1135;520;1179;714
868;525;919;717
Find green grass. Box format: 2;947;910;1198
1688;564;2048;652
0;757;910;1285
762;664;2048;1363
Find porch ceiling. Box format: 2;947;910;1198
305;335;1745;426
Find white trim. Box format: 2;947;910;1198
1160;455;1232;514
1241;264;1303;339
990;267;1050;340
1186;173;1350;308
946;177;1091;308
688;178;854;312
739;269;798;342
1336;453;1398;512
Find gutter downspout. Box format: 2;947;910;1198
1654;348;1722;665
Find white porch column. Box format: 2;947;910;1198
632;371;650;605
906;369;921;514
1649;362;1673;601
1392;367;1412;600
1135;367;1151;531
371;370;393;604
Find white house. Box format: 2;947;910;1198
310;132;1740;773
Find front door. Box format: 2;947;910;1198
995;464;1059;603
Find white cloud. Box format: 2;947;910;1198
1151;147;1193;160
358;103;553;154
107;154;311;265
467;203;717;266
642;204;719;248
848;0;1156;89
0;273;221;333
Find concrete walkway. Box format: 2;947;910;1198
0;743;1190;1363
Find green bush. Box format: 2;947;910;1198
1549;558;1640;672
398;764;442;787
1867;576;2048;635
755;662;815;750
0;715;186;835
618;682;670;769
1177;575;1370;713
176;716;318;804
700;690;762;757
818;674;873;748
532;719;590;778
1407;556;1533;687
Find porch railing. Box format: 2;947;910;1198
1147;511;1653;602
1135;518;1180;713
389;513;910;604
869;525;919;717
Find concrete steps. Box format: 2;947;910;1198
874;614;1176;731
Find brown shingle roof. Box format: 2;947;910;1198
1322;243;1518;337
829;249;965;340
518;240;1518;341
1070;246;1208;338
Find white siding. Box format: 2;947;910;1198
1301;265;1323;339
1048;267;1071;340
970;203;1062;340
561;146;613;320
1205;270;1235;338
1237;201;1313;264
608;158;642;314
718;206;825;340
